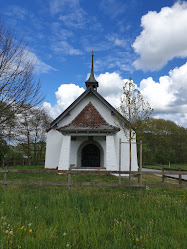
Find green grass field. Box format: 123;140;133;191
0;165;187;249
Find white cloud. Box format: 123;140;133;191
42;73;126;118
26;51;57;73
51;41;82;55
49;0;79;15
4;5;28;20
133;2;187;71
99;67;187;127
59;8;87;29
0;48;56;76
51;22;73;40
43;65;187;127
100;0;127;18
43;84;85;118
139;62;187;127
139;77;176;110
94;53;134;73
50;0;88;30
83;40;111;53
106;35;128;48
97;72;127;108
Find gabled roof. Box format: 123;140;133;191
49;86;130;130
57;102;120;133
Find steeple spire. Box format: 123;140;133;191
85;52;99;90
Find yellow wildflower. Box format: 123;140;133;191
29;229;32;233
20;226;24;230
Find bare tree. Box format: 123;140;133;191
117;77;153;182
15;106;52;165
31;108;52;164
0;18;43;127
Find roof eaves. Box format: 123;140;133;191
57;128;120;134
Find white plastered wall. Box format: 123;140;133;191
70;136;106;168
45;92;138;171
45;129;63;169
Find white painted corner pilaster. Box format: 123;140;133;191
106;135;116;170
58;135;71;170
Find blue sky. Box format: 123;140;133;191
1;0;187;127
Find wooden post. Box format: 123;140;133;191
13;159;16;167
179;168;182;185
129;131;132;183
119;138;121;184
162;166;165;183
68;168;72;190
23;159;24;166
2;160;5;168
138;168;141;184
139;140;142;185
4;166;8;189
169;161;170;169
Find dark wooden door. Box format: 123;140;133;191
81;144;100;167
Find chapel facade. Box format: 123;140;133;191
45;55;138;171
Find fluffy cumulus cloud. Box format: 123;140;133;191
42;66;187;127
133;2;187;71
43;84;85;118
42;72;127;119
139;62;187;127
97;72;128;108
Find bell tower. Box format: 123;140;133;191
85;53;99;90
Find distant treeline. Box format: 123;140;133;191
137;118;187;165
0;106;52;165
1;118;186;166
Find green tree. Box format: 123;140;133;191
0;137;9;162
15;106;52;165
117;77;153;181
137;118;187;165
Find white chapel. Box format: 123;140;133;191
45;55;138;171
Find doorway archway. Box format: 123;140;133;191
81;144;100;167
77;140;104;168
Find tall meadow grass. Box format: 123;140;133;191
0;183;186;249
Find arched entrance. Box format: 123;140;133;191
81;144;100;167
